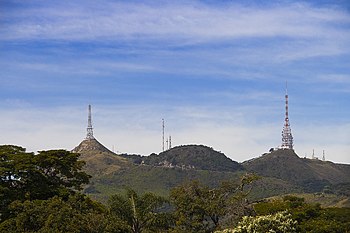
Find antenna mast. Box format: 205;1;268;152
322;150;325;161
169;135;172;149
162;119;165;152
86;105;94;140
281;82;293;149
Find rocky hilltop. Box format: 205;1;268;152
73;138;113;154
73;138;130;176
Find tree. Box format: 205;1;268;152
0;145;90;222
253;195;350;233
170;174;259;232
108;189;172;233
0;194;129;233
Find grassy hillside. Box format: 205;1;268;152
249;176;303;200
265;193;350;208
243;149;350;192
74;140;350;203
86;165;246;201
75;141;247;201
73;138;131;176
133;145;244;172
304;159;350;184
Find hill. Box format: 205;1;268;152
73;138;131;176
141;145;244;172
243;149;350;193
73;140;350;204
80;143;248;200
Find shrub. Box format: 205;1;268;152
216;211;297;233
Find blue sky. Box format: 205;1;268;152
1;0;349;163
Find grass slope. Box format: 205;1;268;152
142;145;244;172
74;140;350;203
243;149;350;192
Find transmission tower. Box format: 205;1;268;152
281;82;293;149
86;105;94;140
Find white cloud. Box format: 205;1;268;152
0;1;349;165
317;74;350;84
0;104;349;164
2;1;349;43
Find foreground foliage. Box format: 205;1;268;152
109;189;172;233
216;211;297;233
254;195;350;233
170;174;259;232
0;194;128;233
0;145;90;222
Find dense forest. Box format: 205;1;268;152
0;145;349;233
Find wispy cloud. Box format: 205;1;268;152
0;104;349;163
2;1;349;43
0;1;349;164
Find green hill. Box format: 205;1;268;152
243;149;350;193
142;145;244;172
76;142;247;201
73;139;350;204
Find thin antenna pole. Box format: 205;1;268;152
322;150;325;161
162;119;165;152
169;135;172;149
285;81;289;120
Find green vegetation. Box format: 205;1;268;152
142;145;243;172
109;189;172;233
254;195;350;232
216;211;297;233
0;194;125;233
243;149;350;193
78;140;350;202
86;165;246;201
170;174;259;232
2;144;350;232
0;145;90;222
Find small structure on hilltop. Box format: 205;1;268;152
310;149;326;161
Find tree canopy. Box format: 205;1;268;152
0;145;90;221
170;174;259;232
109;189;172;233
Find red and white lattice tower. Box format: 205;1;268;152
281;83;293;149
